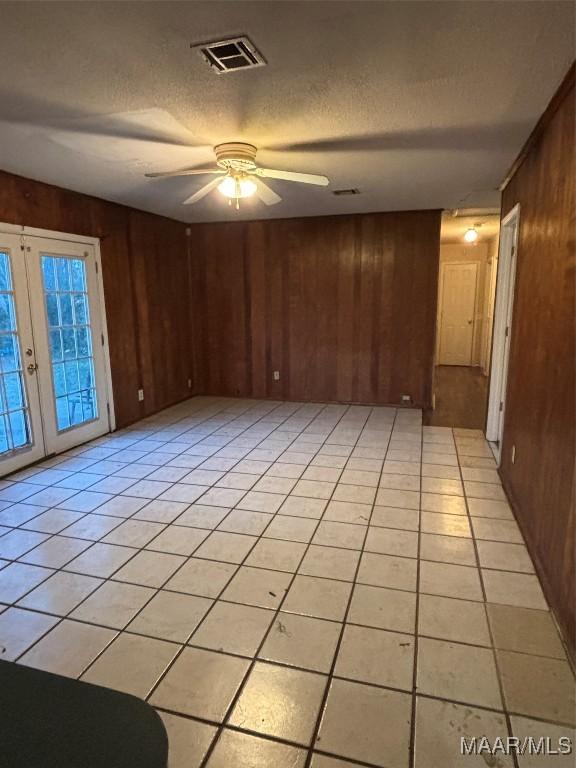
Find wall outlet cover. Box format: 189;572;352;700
138;389;144;401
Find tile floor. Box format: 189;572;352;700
0;396;574;767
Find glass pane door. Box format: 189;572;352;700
26;237;110;455
0;234;45;476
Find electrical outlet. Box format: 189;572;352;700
273;371;280;381
138;389;144;402
187;379;192;389
401;394;412;403
511;444;516;464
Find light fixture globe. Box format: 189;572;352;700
218;175;257;199
464;227;479;243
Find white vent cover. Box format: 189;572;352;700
194;36;266;74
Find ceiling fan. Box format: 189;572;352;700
145;142;329;208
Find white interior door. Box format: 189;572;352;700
1;230;112;476
437;262;478;365
25;237;110;455
0;234;45;474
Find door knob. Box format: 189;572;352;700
25;348;33;357
27;363;38;374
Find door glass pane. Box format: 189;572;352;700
41;255;98;431
0;251;32;454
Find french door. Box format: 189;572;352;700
0;231;111;475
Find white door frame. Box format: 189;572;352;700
485;204;520;460
0;222;115;443
436;260;479;366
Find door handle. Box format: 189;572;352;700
27;363;38;374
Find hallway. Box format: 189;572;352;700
0;396;573;767
424;365;489;430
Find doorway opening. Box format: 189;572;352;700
425;210;501;430
0;224;114;476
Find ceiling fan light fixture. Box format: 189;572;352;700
218;175;257;199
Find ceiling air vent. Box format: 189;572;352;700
194;36;266;74
333;188;361;196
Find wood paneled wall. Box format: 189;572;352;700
499;65;575;658
191;211;441;407
0;171;190;427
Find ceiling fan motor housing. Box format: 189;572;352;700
215;142;258;171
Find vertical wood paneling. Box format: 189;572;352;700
0;170;189;427
499;65;575;659
190;210;441;407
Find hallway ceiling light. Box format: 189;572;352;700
464;227;479;243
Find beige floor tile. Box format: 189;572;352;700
19;620;116;678
173;504;230;529
0;562;53;602
414;697;513;767
339;469;380;488
316;678;412;767
283;575;352;621
420;493;467;515
0;607;58;660
182;469;225;485
335;624;414;690
465;481;506;501
200;488;246;508
113;550;186;587
357;552;417;591
348;584;416;633
298;545;360;581
312;521;366;550
82;632;178;697
477;540;534;573
22;508;85;533
228;661;327;745
482;570;547;610
419;533;476;566
259;613;341;673
510;717;576;768
346;458;383;473
420;512;471;538
279;496;327;519
194;531;257;563
0;529;50;559
303;466;342;483
267;462;306;478
418;637;502;709
150;646;250;721
419;561;483;601
497;651;575;725
237;490;286;513
102;519;166;548
60;513;123;540
206;728;307;768
160;712;217;768
128;590;212;641
487;604;566;658
379;473;420;491
133;499;189;524
71;581;155;628
467;497;514;519
323;500;372;525
309;755;359;767
190;601;274;656
263;515;317;543
18;571;103;615
246;538;306;572
64;542;138;578
217;509;272;535
158;484;210;505
365;526;418;558
332;484;376;505
91;496;149;518
461;467;501;484
418;594;491;646
221;566;292;609
370;506;419;531
421;477;463;496
292;479;336;500
146;525;209;556
472;517;523;543
421;464;461;481
166;558;237;597
382;460;420;476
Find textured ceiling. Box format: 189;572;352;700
0;1;573;223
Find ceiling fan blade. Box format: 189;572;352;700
146;168;224;179
182;176;222;205
255;180;282;206
256;167;329;186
